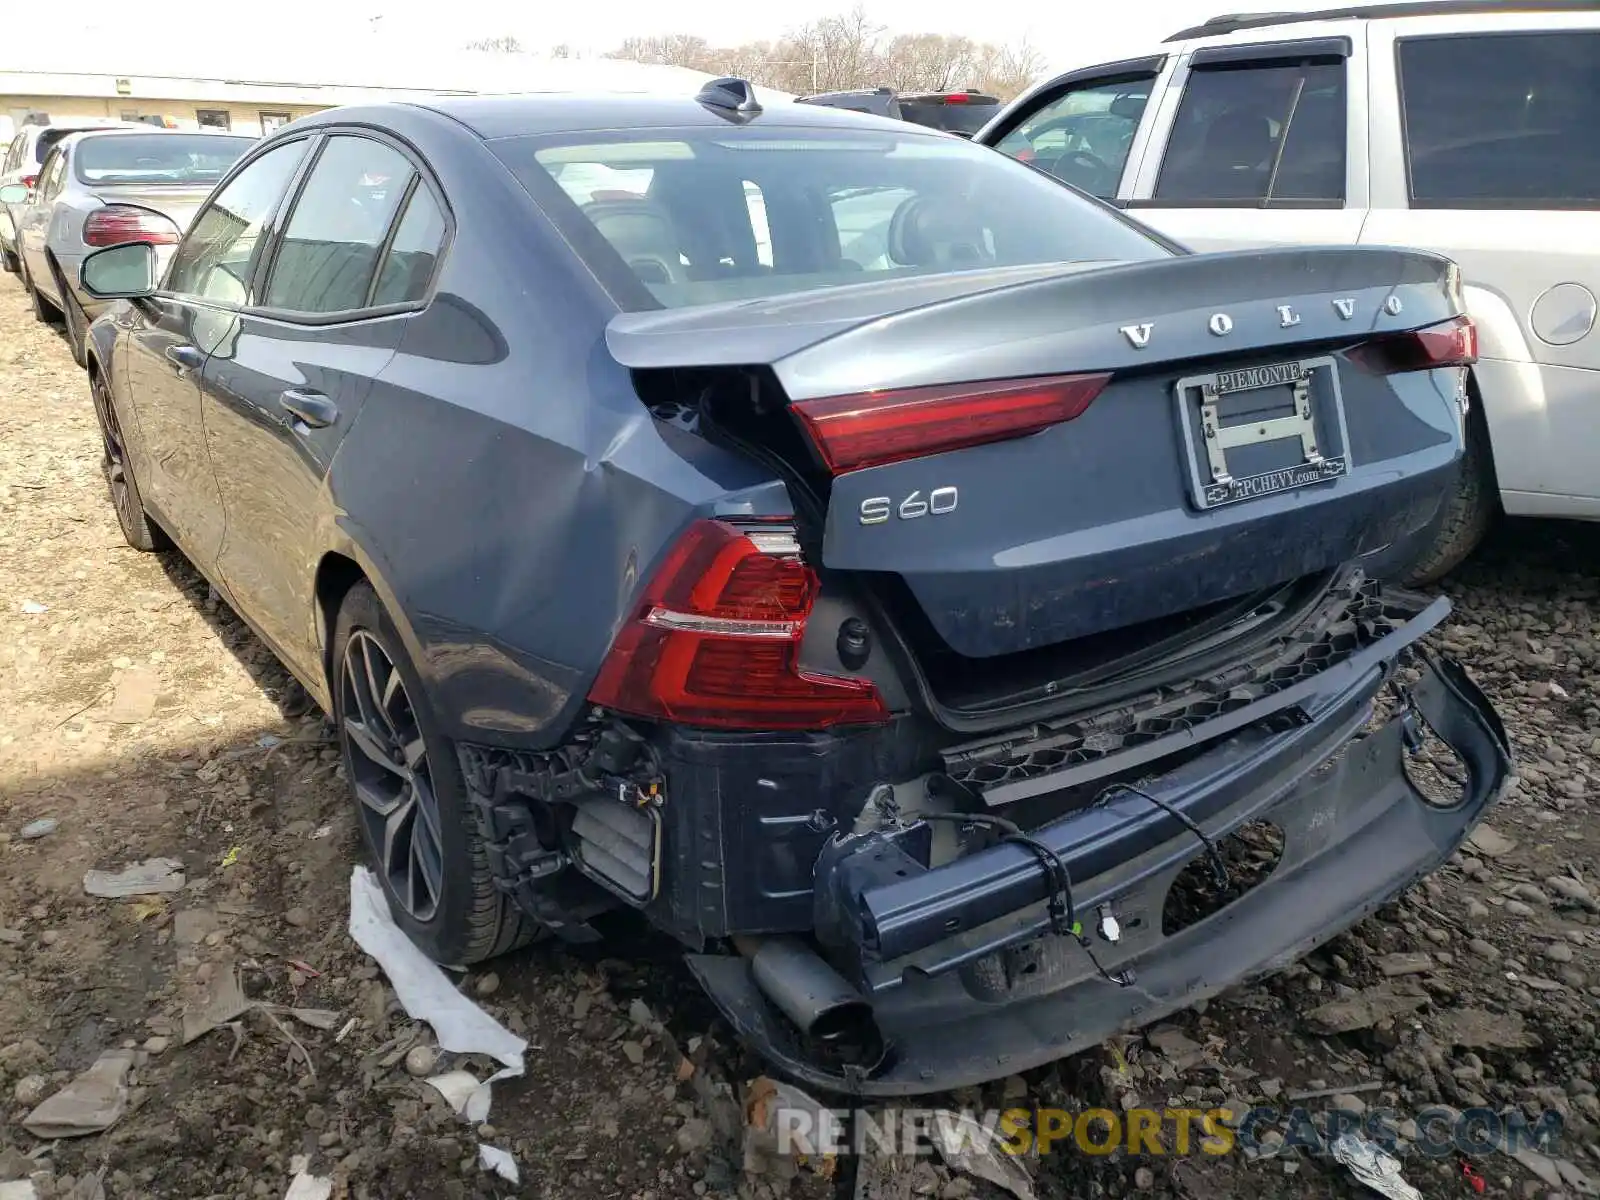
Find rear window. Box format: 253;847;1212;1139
497;126;1168;310
74;134;253;186
1398;31;1600;208
898;97;1002;136
35;129;74;165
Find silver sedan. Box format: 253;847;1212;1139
1;128;253;364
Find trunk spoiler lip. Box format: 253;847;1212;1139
604;243;1464;391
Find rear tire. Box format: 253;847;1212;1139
58;271;88;367
1400;390;1497;586
22;260;60;324
333;581;538;967
1;247;17;274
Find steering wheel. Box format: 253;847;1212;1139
1036;149;1114;193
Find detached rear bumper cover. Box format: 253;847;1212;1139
687;614;1511;1096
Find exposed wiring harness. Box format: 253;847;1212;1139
1095;781;1233;892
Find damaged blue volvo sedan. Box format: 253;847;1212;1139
77;79;1510;1095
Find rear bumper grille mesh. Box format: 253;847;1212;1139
940;574;1407;792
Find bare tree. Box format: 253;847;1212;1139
602;11;1045;99
466;34;524;53
975;37;1047;99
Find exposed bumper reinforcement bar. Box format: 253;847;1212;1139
686;645;1511;1096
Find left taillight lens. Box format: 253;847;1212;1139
790;372;1112;475
587;519;890;730
83;205;181;248
1348;314;1477;375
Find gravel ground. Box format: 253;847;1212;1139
1;271;1597;1200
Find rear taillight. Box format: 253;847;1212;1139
83;206;181;248
20;174;38;190
943;93;970;103
790;372;1112;474
587;520;889;730
1348;315;1477;374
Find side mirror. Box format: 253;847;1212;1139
80;242;158;300
0;183;30;205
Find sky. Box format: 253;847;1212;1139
52;0;1352;79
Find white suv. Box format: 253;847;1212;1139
977;0;1600;582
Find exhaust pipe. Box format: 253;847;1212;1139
740;936;885;1065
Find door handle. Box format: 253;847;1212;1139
165;344;204;376
280;388;338;430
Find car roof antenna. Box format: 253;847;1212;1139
697;77;763;123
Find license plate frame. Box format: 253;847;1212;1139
1173;355;1352;510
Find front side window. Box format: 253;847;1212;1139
1399;31;1600;208
993;77;1156;199
167;140;307;305
1154;58;1346;204
499;127;1169;310
263;135;414;314
74;134;252;186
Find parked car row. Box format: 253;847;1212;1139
1;41;1514;1095
1;127;255;363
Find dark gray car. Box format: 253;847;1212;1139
76;79;1509;1095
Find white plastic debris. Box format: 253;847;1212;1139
283;1173;333;1200
1332;1131;1423;1200
0;1181;40;1200
84;858;185;898
19;818;58;841
478;1145;519;1184
424;1070;482;1116
347;867;526;1121
20;600;47;615
928;1109;1038;1200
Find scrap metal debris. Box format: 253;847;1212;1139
347;867;525;1122
83;858;185;898
20;1049;135;1139
1331;1132;1422;1200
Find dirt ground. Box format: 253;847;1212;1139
1;272;1597;1200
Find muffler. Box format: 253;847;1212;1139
740;936;885;1065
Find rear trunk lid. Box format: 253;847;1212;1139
89;183;215;233
610;245;1469;663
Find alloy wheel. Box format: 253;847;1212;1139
92;374;138;536
340;629;444;921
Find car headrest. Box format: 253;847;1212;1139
581;196;684;286
885;195;994;269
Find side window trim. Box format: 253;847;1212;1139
158;133;319;303
1128;47;1352;210
361;172;421;309
247;125;452;326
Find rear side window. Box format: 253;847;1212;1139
898;97;1002;136
1154;59;1346;204
264;135;413;314
993;76;1156;199
3;135;21;173
1399;31;1600;209
370;185;447;306
502;127;1169;311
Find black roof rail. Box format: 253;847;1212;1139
696;77;763;121
1164;0;1600;40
